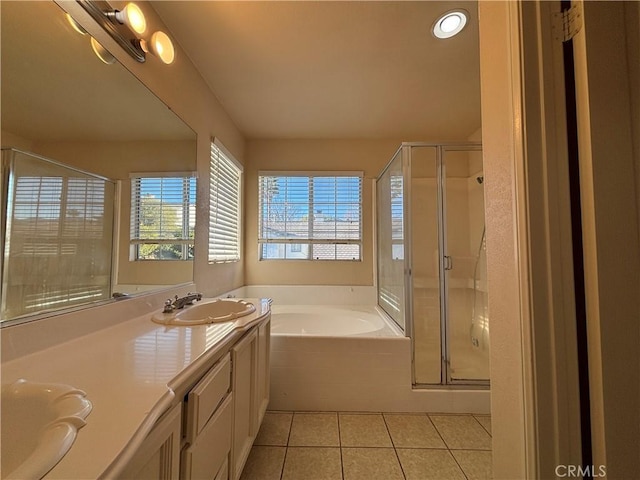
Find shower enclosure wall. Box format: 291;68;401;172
376;143;489;386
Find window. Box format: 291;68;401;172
391;174;404;260
130;173;196;260
258;172;362;260
209;140;242;263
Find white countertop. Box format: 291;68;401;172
1;298;271;479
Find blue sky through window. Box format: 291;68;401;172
261;175;361;222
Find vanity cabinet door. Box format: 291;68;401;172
181;394;233;480
257;316;271;426
119;403;181;480
185;353;231;443
230;328;258;480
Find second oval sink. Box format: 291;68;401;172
152;299;256;326
1;379;92;480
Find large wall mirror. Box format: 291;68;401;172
1;1;197;324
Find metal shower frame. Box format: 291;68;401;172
376;141;488;388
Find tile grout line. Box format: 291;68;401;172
428;414;471;479
426;414;452;450
382;413;408;480
279;412;295;480
448;447;471;480
472;414;493;438
337;412;344;480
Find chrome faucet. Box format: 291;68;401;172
163;299;175;313
172;292;203;310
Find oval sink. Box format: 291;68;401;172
152;299;256;326
1;379;92;480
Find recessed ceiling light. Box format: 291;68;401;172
433;10;468;39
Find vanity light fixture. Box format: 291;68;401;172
90;37;116;64
135;31;176;65
66;12;117;66
76;0;175;66
66;13;88;35
432;9;468;39
109;2;147;35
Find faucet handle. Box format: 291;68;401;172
163;299;174;313
186;292;203;302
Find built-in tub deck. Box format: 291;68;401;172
271;304;402;337
226;286;490;414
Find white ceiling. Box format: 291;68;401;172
152;1;481;141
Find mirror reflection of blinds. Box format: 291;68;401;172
209;141;242;263
258;174;362;260
7;173;111;315
13;177;106;240
130;175;196;261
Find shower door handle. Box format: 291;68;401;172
444;255;453;271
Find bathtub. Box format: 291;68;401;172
270;304;401;337
225;286;490;413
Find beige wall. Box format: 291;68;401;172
56;1;246;297
244;139;399;286
1;131;33;151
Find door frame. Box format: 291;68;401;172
480;0;640;477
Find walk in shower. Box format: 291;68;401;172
376;143;489;386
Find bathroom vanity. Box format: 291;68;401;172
122;316;270;480
0;297;271;480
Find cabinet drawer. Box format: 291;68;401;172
186;353;231;441
182;393;233;480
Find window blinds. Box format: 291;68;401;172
130;175;196;260
258;173;362;260
209;141;242;263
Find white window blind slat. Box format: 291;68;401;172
209;141;242;263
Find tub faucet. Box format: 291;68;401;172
172;292;203;310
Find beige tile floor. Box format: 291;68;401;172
240;412;492;480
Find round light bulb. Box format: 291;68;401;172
149;31;175;64
433;10;468;39
440;14;462;33
116;3;147;35
90;37;116;65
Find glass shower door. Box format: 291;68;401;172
377;143;489;386
410;146;442;385
442;147;489;383
376;148;406;330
